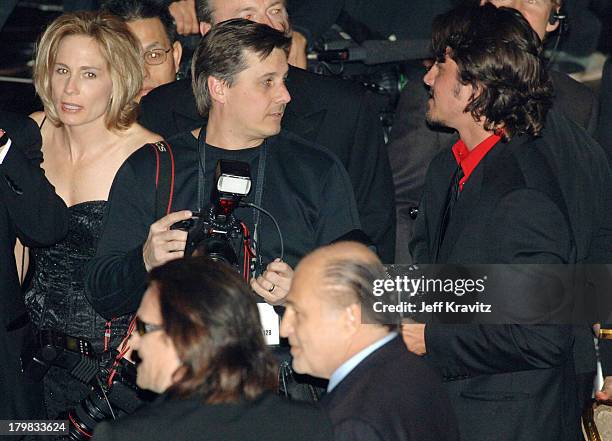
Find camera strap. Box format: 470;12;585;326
196;129;267;272
150;141;175;219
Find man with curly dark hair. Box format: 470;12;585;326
390;0;599;267
400;4;608;440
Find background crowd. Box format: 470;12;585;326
0;0;611;440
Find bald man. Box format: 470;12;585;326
280;242;459;441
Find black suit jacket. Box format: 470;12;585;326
139;66;396;262
92;391;333;441
0;111;68;419
320;336;459;441
596;56;612;164
592;57;612;376
410;129;584;441
389;69;599;264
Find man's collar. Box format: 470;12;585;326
327;332;397;393
452;133;502;189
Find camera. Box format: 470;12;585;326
21;329;97;383
63;353;144;440
173;159;252;267
22;329;149;440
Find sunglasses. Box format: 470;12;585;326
135;317;164;336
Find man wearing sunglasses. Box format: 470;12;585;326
104;0;183;102
91;257;333;441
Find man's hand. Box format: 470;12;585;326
288;31;307;69
596;376;612;402
402;323;427;355
169;0;199;35
143;210;191;271
251;258;293;305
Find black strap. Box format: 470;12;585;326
196;129;267;225
150;141;175;220
196;129;267;274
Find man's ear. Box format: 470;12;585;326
344;303;361;334
199;21;212;36
546;7;561;34
172;41;183;73
207;75;227;104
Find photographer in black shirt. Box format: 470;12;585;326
85;19;360;318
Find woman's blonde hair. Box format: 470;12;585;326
33;11;142;130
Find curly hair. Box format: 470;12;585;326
431;4;553;138
149;257;278;403
33;11;142;131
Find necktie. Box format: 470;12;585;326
439;164;464;246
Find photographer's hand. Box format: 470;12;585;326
251;258;293;306
143;210;191;271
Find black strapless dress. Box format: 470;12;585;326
24;201;132;419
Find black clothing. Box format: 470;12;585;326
596;56;612;164
321;336;459;441
410;113;610;440
92;391;333;441
0;111;68;419
25;201;131;418
390;69;604;418
287;0;455;44
139;65;395;262
595;57;612;377
86;130;361;319
550;70;600;136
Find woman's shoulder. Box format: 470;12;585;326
29;111;46;127
126;123;163;144
118;123;163;156
30;111;60;150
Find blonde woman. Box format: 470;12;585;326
24;11;160;418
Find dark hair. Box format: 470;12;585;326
149;257;277;403
102;0;177;43
191;18;291;116
323;258;399;329
195;0;214;24
431;4;553;138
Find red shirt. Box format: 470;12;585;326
452;133;502;192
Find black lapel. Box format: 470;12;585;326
282;107;326;142
430;151;459;262
436;161;484;263
435;135;531;263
